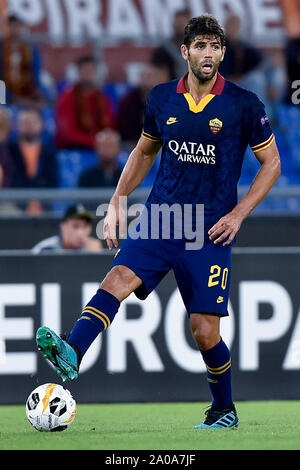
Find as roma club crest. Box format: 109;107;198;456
209;118;223;135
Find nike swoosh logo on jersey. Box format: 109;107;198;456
166;117;179;125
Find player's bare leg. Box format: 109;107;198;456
190;313;221;351
190;313;239;429
36;266;142;381
100;265;143;302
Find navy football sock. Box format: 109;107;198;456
68;289;120;358
200;339;233;410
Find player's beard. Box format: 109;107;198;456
188;54;220;84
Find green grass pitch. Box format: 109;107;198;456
1;401;300;450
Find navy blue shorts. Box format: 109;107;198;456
111;236;232;317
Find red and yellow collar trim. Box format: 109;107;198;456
177;72;225;95
177;72;225;113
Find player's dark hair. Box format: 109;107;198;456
8;14;23;24
76;55;97;69
183;14;226;49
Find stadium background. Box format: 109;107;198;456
0;0;300;405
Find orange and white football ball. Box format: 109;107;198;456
26;383;77;432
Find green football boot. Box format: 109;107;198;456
36;327;79;382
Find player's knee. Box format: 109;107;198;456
101;265;141;302
191;318;220;351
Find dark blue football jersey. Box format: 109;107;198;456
142;73;274;240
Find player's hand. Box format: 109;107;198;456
208;211;244;246
103;199;126;250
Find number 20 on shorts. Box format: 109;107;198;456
208;265;229;290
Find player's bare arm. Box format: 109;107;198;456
104;136;161;250
209;139;281;246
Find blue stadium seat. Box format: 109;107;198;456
238;117;300;213
103;83;133;115
57;149;99;188
41;106;56;137
277;104;300;172
52;149;99;214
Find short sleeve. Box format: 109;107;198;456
246;93;275;152
142;88;161;143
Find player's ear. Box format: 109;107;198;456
220;46;226;62
181;44;189;61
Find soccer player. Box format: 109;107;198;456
36;15;281;429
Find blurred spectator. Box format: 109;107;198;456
150;9;190;80
263;49;287;122
0;106;22;215
117;11;187;145
219;12;285;123
280;0;300;103
0;0;8;37
32;204;103;253
286;38;300;102
117;62;172;147
150;46;177;82
0;107;13;188
55;56;115;150
78;129;123;188
219;13;263;83
0;13;44;106
10;107;58;189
